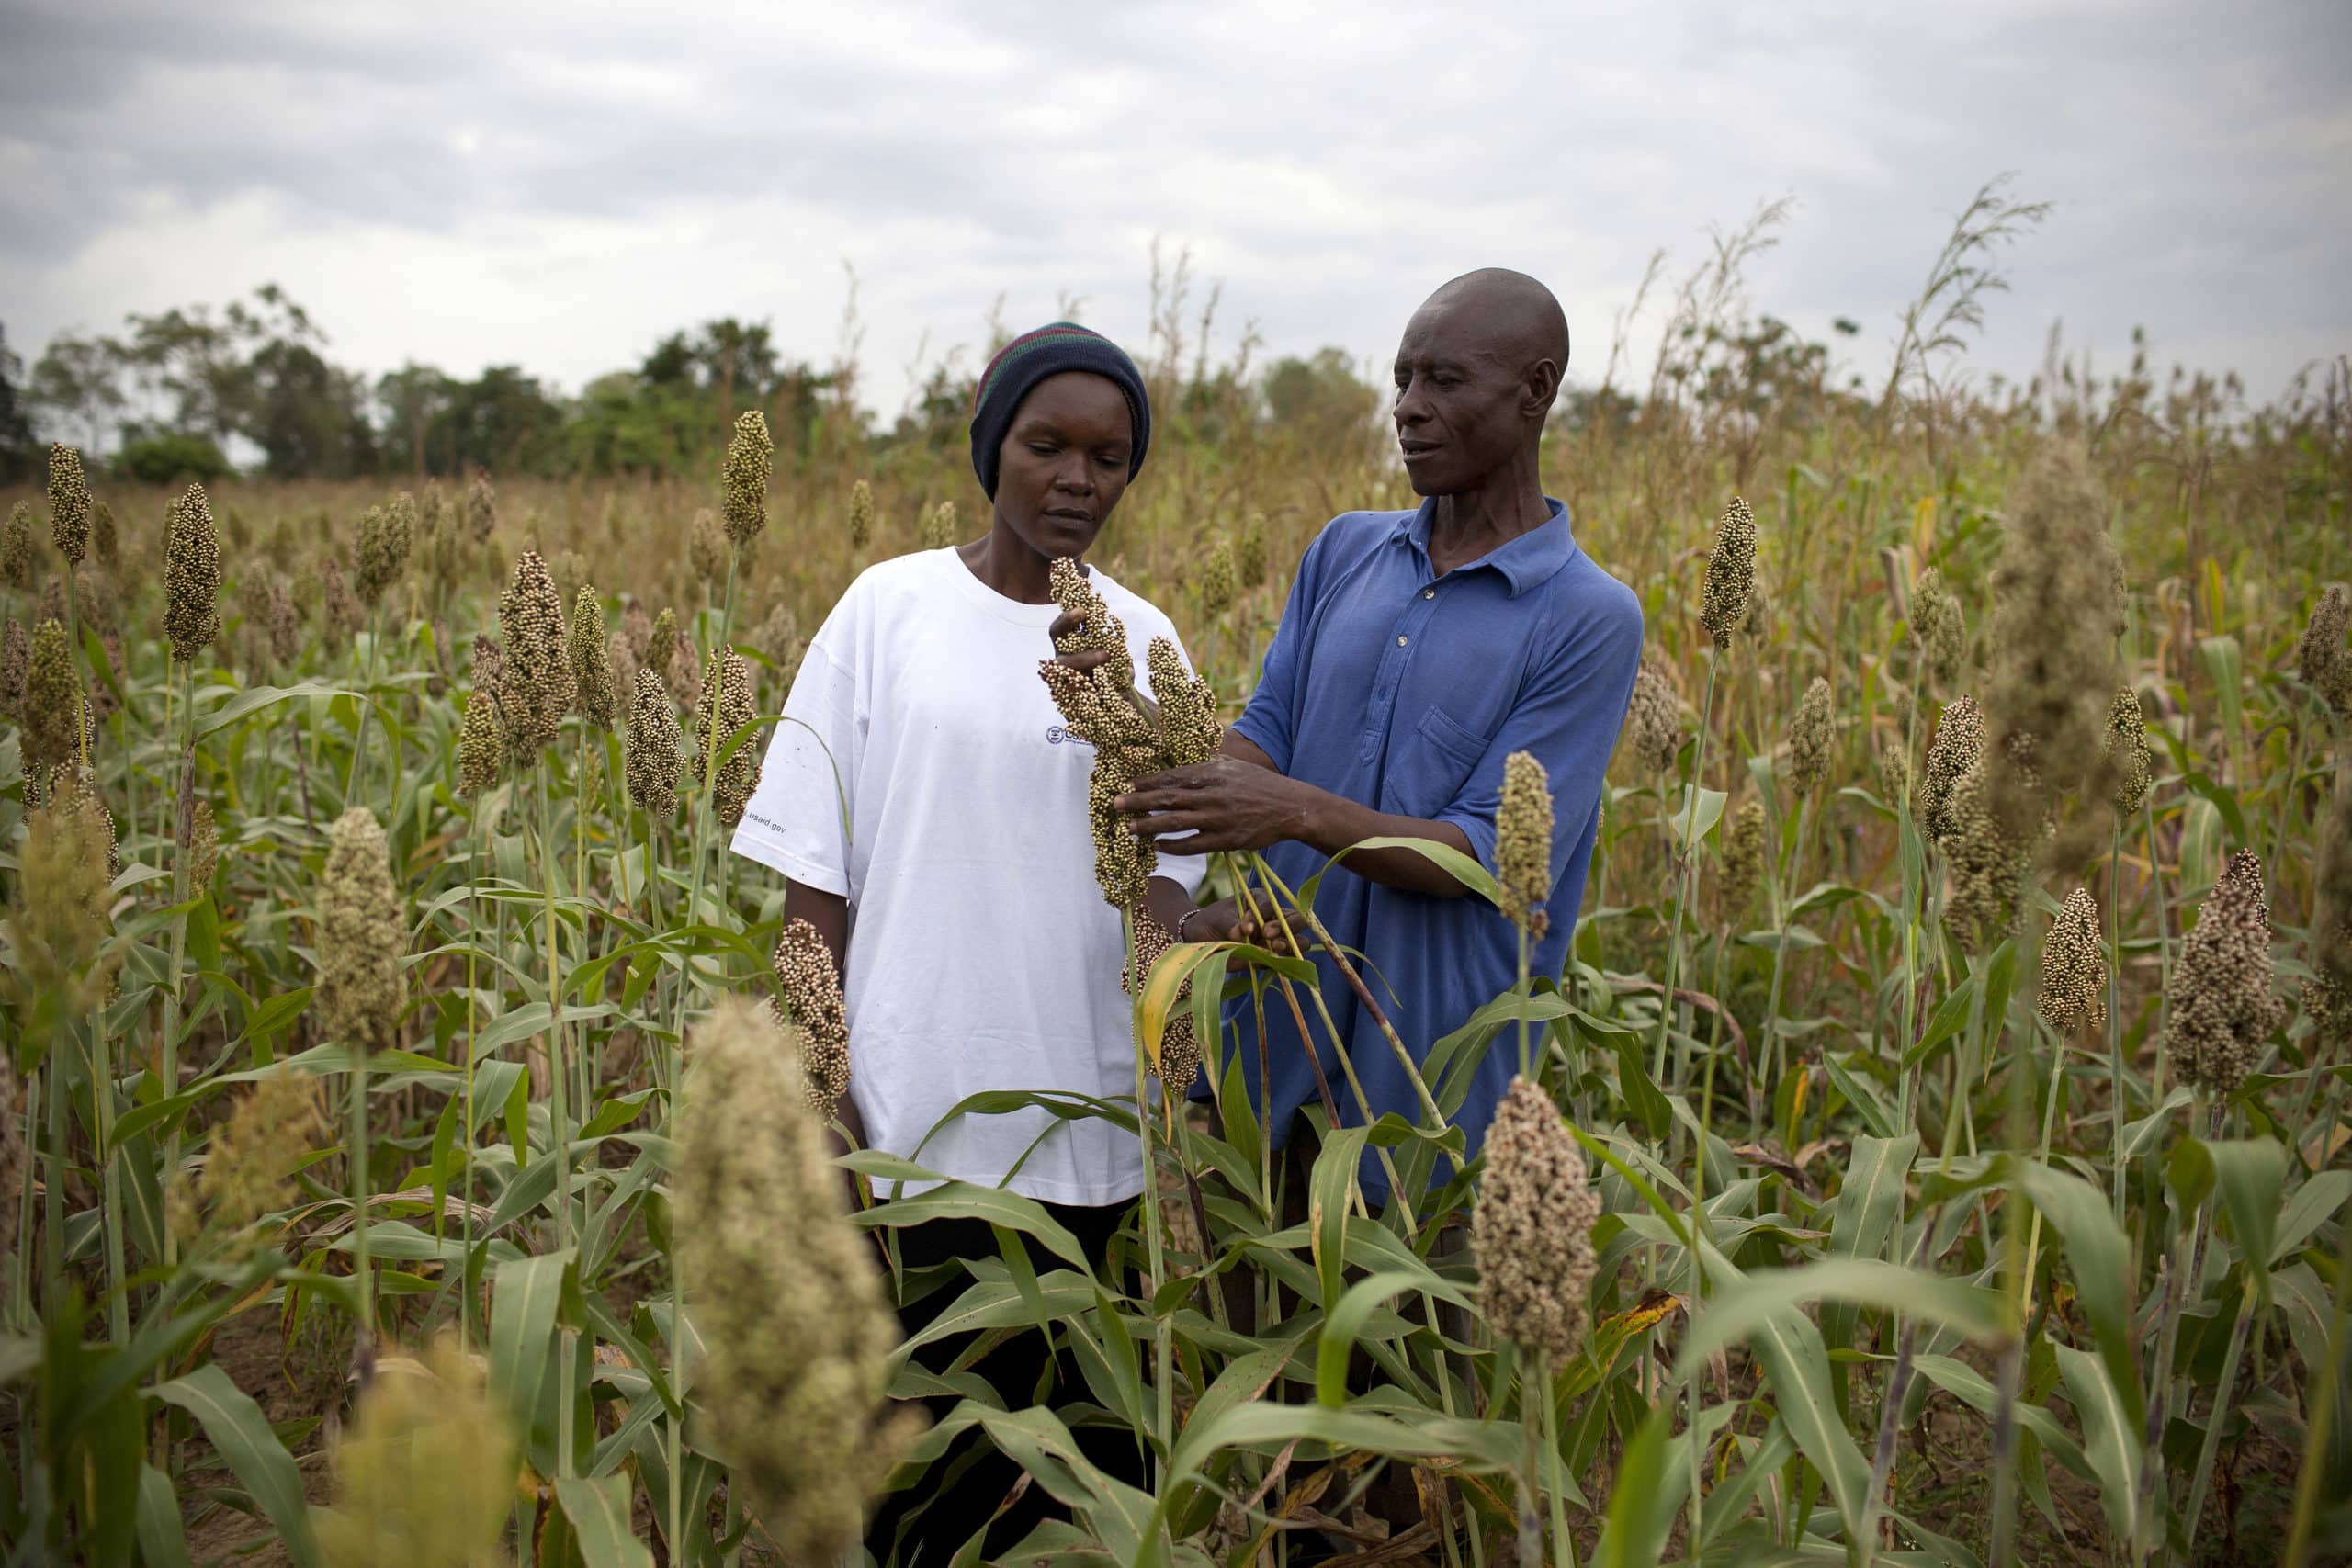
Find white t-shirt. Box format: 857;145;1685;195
730;547;1205;1205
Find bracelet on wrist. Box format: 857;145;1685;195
1176;906;1208;942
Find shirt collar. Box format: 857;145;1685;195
1393;495;1577;598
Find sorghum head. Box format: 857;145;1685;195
1944;762;2027;954
0;502;32;589
1621;660;1680;776
1472;1076;1601;1363
1496;750;1554;941
316;807;405;1058
495;550;571;761
920;499;958;551
1919;694;1984;845
2293;583;2351;718
2166;848;2284;1098
46;444;90;566
2101;686;2151;816
567;586;617;730
625;668;683;820
1699;494;1758;652
1127;907;1204;1090
0;618;25;719
1147;637;1221;766
2038;886;2107;1033
164;483;223;663
1198;537;1238;617
771;919;851;1115
689;509;728;589
1787;675;1835;795
720;410;773;546
320;556;361;656
675;997;920;1562
19;618;82;789
1909;567;1967;681
695;649;761;827
465;471;496;541
91;502;117;570
848;479;875;551
169;1070;323;1252
315;1333;518;1568
10;770;116;1010
1719;797;1766;922
1238;512;1269;587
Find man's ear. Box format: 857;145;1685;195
1521;357;1563;421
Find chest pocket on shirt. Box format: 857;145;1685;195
1379;705;1490;818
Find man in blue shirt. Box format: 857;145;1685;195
1090;267;1643;1195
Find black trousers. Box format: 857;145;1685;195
865;1197;1146;1566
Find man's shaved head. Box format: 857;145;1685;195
1415;268;1570;380
1390;269;1569;498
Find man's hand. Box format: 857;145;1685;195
1047;610;1115;675
1115;756;1320;854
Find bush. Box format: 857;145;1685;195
114;433;232;486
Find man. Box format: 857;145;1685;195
1108;267;1643;1194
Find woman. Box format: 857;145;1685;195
729;322;1203;1561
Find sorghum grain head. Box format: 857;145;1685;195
549;548;587;613
1049;556;1132;676
770;919;851;1114
1699;494;1758;652
1787;675;1835;795
695;649;761;827
2038;886;2108;1033
2101;686;2151;816
1944;762;2026;954
605;626;639;705
753;602;804;691
495;550;571;761
1622;661;1681;775
465;471;496;541
567;586;617;730
1919;694;1984;845
1876;737;1912;803
2293;583;2352;718
622;598;653;662
1198;537;1238;617
315;1333;518;1568
320;556;361;656
351;502;410;604
1238;512;1269;587
1496;750;1554;941
625;667;683;819
1147;637;1222;766
48;764;117;879
2307;770;2352;1050
1;502;33;589
169;1070;323;1252
185;796;219;890
1909;566;1967;680
689;509;728;589
1086;762;1154;908
19;618;81;790
720;410;773;546
1984;441;2122;834
316;807;405;1059
1719;797;1767;921
266;575;300;666
2167;849;2285;1098
1472;1076;1601;1363
457;682;503;799
675;998;921;1562
164;483;223;663
848;478;875;551
46;444;90;566
1127;908;1204;1090
0;618;26;719
12;769;117;1011
920;499;958;551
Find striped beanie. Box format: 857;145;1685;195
967;322;1152;499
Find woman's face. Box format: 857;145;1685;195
991;371;1136;560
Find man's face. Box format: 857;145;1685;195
1390;302;1533;497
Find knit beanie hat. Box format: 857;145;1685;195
968;323;1152;500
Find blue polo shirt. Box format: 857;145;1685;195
1220;497;1642;1197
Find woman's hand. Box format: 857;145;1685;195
1182;897;1307;970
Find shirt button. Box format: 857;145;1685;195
1396;635;1409;647
1423;589;1435;600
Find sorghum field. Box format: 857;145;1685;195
3;226;2350;1568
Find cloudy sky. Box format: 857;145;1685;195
3;0;2347;420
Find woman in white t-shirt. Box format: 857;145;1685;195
729;322;1201;1559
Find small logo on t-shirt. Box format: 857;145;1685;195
1046;724;1091;747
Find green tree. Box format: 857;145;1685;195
378;362;452;475
0;323;36;482
28;332;128;453
249;340;379;478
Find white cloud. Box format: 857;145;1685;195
2;0;2346;419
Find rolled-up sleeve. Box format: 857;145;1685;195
1434;590;1645;893
730;637;861;896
